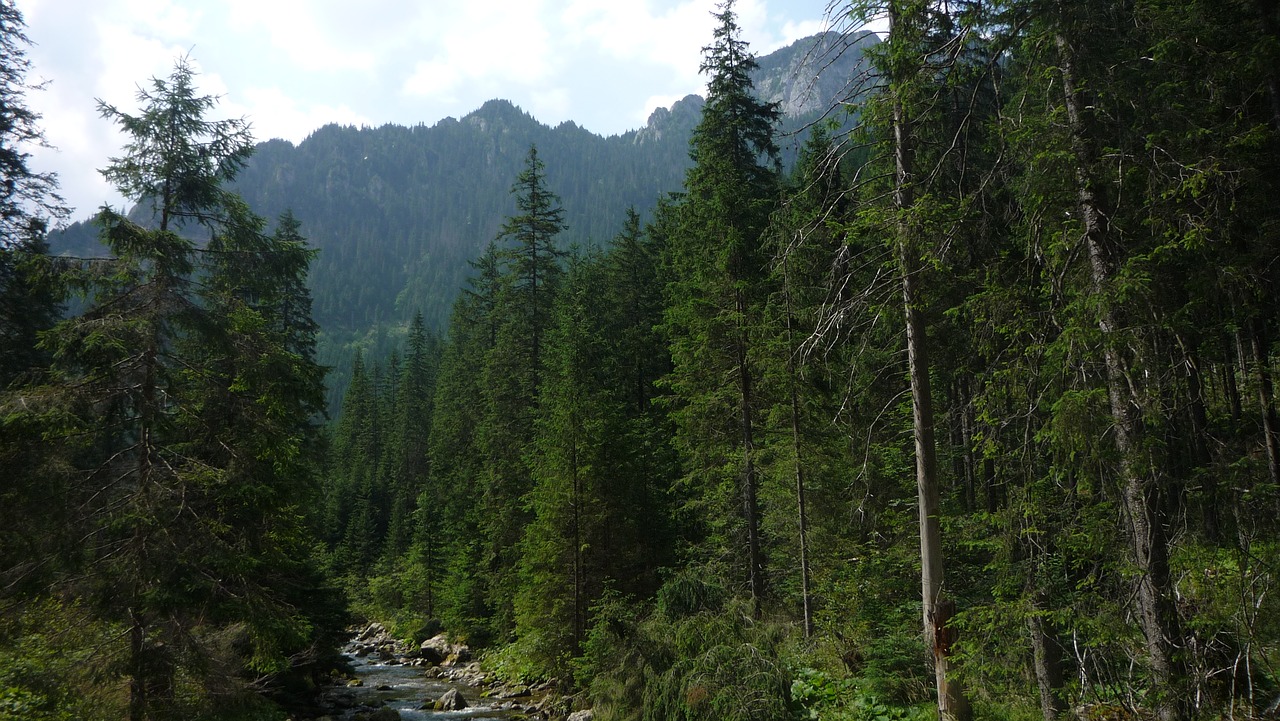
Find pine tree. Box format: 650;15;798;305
0;0;66;242
476;146;568;637
662;0;779;615
4;56;331;720
427;245;503;639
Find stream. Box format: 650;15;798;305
333;640;523;721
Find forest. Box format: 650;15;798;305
3;0;1280;720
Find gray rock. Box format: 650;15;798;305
434;688;468;711
568;710;594;721
356;622;387;642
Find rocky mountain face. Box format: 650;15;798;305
753;31;878;118
632;94;705;145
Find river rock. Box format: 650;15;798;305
419;633;472;666
434;688;468;710
356;622;388;642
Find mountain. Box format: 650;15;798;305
755;31;878;119
49;31;877;409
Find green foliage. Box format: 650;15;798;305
1;54;342;721
0;0;67;242
791;668;932;721
579;579;795;721
0;599;116;721
660;0;781;611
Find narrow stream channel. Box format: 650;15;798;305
338;643;520;721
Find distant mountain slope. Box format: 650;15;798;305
231;99;692;337
50;31;876;409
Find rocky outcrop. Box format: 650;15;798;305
752;31;879;118
633;94;704;145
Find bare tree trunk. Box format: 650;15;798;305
572;436;584;650
1027;590;1069;721
1248;319;1280;491
129;611;147;721
891;5;970;716
1183;348;1219;541
783;255;815;637
1225;341;1243;425
1056;31;1187;721
736;288;765;617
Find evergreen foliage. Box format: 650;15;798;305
1;54;342;721
6;4;1280;721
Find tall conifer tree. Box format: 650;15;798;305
662;0;780;615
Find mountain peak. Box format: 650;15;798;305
465;99;540;133
634;94;704;145
753;30;879;118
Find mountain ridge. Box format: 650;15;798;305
49;31;876;408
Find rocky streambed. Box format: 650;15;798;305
314;623;586;721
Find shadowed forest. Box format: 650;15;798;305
3;1;1280;720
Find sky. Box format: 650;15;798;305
16;0;863;223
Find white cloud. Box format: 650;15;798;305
224;0;377;72
231;87;373;143
530;87;572;124
401;0;558;101
562;0;716;75
119;0;200;40
402;60;463;102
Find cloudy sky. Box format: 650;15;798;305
17;0;860;222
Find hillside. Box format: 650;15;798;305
50;31;876;407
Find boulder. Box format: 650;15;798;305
419;633;471;665
416;644;446;665
499;685;531;698
434;688;468;711
356;622;387;642
568;710;594;721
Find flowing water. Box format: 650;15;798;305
339;645;520;721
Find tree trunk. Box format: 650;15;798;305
1182;347;1219;541
783;254;815;637
1056;31;1187;721
129;611;147;721
891;5;970;715
1027;590;1069;721
736;288;765;617
1248;319;1280;491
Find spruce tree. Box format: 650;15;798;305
4;56;331;720
662;0;779;615
477;146;567;638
